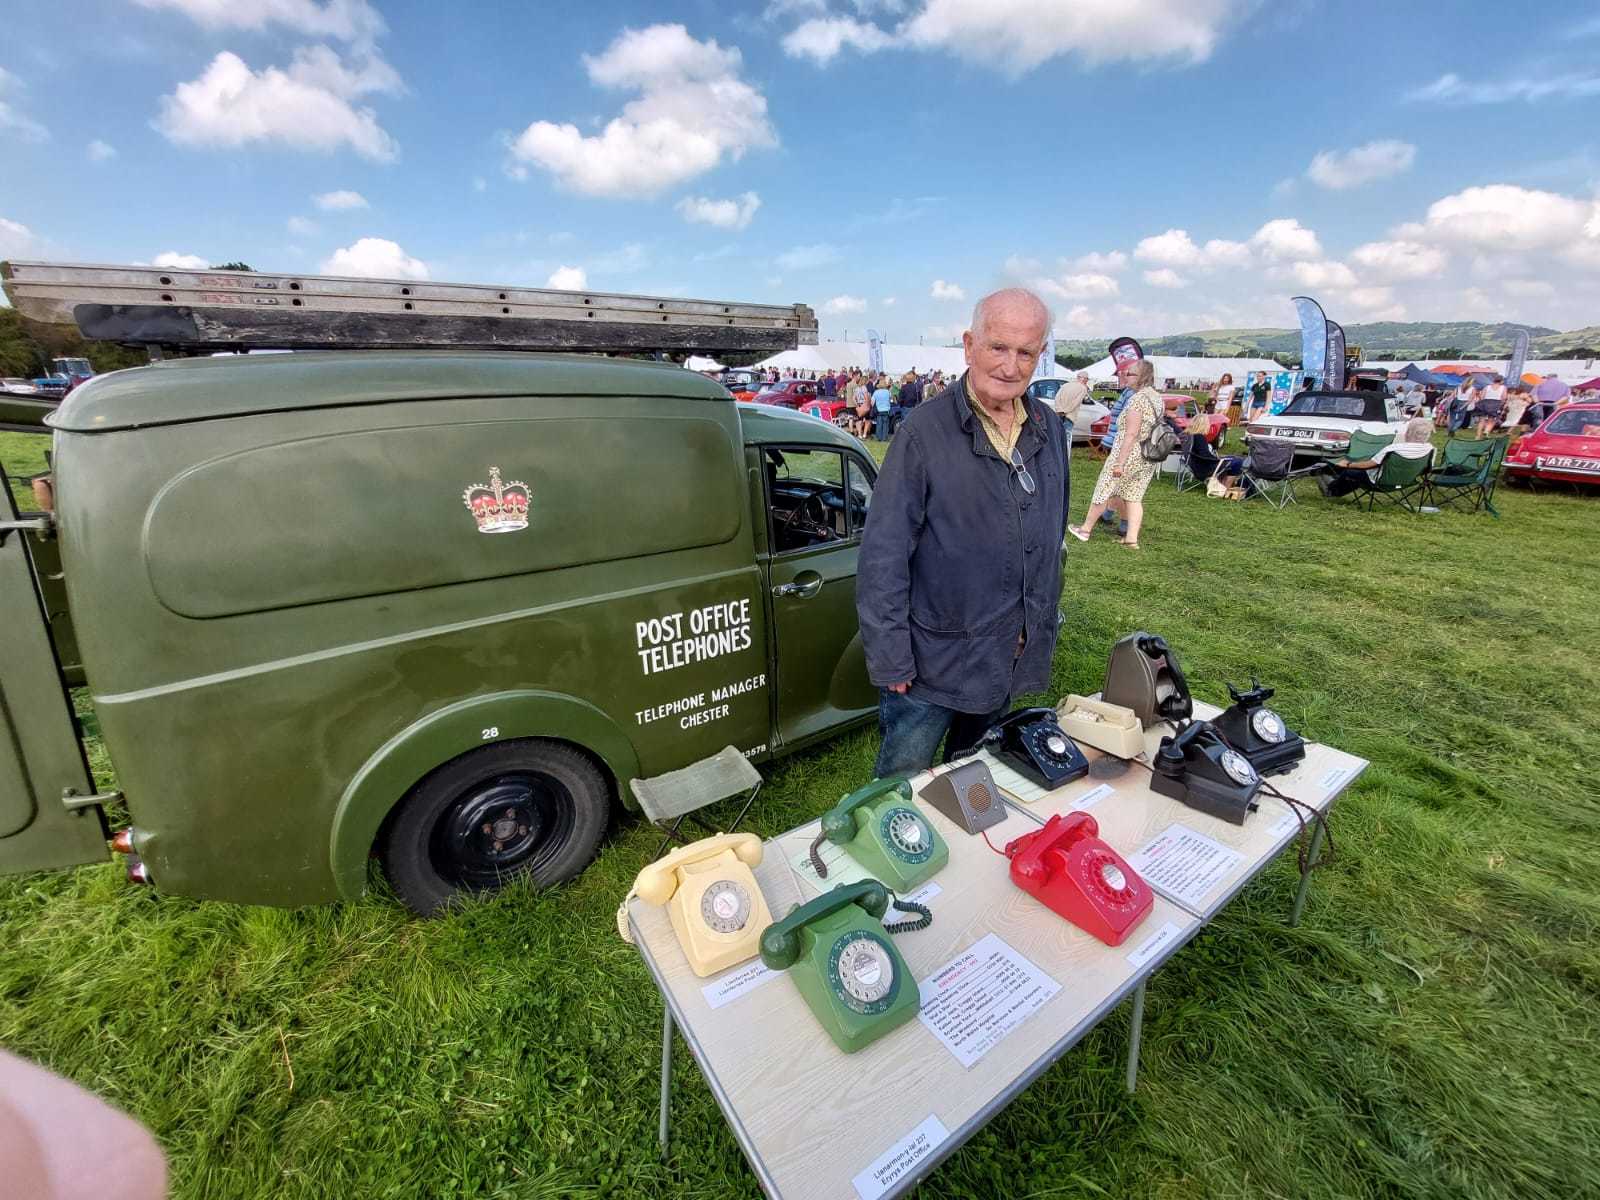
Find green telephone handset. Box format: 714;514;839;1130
760;880;923;1054
810;777;949;891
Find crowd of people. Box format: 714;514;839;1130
758;365;956;440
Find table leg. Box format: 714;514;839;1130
659;1004;673;1158
1289;820;1327;927
1125;981;1146;1094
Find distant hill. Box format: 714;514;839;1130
1058;320;1599;364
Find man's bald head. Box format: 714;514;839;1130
962;288;1053;410
969;288;1051;349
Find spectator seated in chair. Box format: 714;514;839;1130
1315;416;1434;498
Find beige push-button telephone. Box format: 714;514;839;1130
619;833;774;977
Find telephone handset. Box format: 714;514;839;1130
983;707;1090;790
760;879;924;1053
1004;811;1153;945
811;777;949;890
1213;678;1305;776
627;832;774;977
1103;632;1193;725
1150;720;1261;825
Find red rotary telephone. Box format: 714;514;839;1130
1004;812;1153;945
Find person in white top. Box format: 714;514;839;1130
1475;378;1508;437
1316;417;1434;497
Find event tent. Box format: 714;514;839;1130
1361;358;1596;384
755;340;971;378
1074;354;1281;387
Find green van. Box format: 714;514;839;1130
0;351;880;913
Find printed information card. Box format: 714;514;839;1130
1126;823;1243;912
917;933;1062;1069
852;1115;950;1200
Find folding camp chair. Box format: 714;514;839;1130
1340;429;1395;464
1352;449;1432;512
1424;436;1507;517
1238;438;1318;509
629;745;763;859
1173;433;1221;493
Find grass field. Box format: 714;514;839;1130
2;425;1598;1199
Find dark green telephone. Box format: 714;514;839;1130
760;880;926;1053
809;777;949;890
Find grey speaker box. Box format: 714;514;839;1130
919;761;1007;835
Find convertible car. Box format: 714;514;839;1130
1245;390;1406;462
1503;402;1600;486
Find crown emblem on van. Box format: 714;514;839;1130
462;467;531;534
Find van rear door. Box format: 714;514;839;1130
0;467;107;874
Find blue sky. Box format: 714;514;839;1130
3;0;1600;344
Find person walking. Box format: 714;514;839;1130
857;288;1066;776
1066;357;1161;550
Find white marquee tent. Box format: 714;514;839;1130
1075;354;1282;387
754;340;970;378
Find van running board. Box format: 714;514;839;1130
1;261;819;356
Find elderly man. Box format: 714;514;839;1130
1055;371;1090;427
857;288;1068;776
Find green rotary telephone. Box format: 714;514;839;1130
760;880;926;1053
809;777;950;891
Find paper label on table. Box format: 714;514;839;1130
700;959;780;1010
851;1114;950;1200
783;829;873;894
916;933;1062;1069
1319;766;1352;796
1127;824;1243;910
1125;920;1183;969
1074;783;1115;810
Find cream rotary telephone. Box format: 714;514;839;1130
618;833;774;977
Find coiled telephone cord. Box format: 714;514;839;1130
807;830;831;879
883;897;933;934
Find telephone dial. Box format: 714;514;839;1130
811;777;949;891
983;707;1089;791
628;833;773;977
1150;720;1262;825
760;880;925;1053
1004;812;1154;945
1214;678;1305;776
1103;632;1193;725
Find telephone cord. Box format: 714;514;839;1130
883;896;933;934
980;830;1011;858
807;830;830;879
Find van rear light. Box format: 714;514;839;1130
126;856;151;886
111;828;136;854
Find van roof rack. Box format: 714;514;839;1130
1;261;818;357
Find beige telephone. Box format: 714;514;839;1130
1056;695;1145;760
620;833;773;977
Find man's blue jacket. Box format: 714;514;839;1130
856;373;1068;713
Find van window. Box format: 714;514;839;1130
765;446;850;553
846;457;873;535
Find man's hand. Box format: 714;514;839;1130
888;680;912;694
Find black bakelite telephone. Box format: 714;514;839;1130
1149;719;1261;825
983;707;1090;791
1103;632;1193;726
1213;678;1306;776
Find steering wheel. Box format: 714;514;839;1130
782;493;834;543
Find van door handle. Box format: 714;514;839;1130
773;573;822;599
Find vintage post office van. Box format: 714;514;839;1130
1;351;881;913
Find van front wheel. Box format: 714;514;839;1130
379;740;610;916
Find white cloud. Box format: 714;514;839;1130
783;17;895;63
154;47;401;161
1503;279;1556;299
86;138;117;162
1407;71;1600;105
287;215;318;236
1059;304;1096;330
1348;239;1447;282
930;279;966;300
1306;139;1415;190
0;216;41;258
1411;185;1592;252
134;0;385;42
676;191;762;230
823;294;866;314
1251;218;1322;260
1287;259;1357;289
314;189;368;209
1036;272;1119;300
1133;229;1248;269
321;236;427;278
151;251;210;269
776;242;840;270
1069;249;1128;273
506;24;775;197
0;67;49;142
1143;268;1189;289
546;265;587;290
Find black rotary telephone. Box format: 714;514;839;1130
983;707;1089;791
1149;720;1261;825
1103;632;1193;726
1213;678;1305;776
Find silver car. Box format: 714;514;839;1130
1245;390;1407;461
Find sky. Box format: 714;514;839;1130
3;0;1600;346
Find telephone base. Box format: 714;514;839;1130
1150;770;1259;825
1237;737;1305;777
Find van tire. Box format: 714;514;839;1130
378;739;610;917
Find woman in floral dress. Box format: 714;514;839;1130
1066;358;1162;549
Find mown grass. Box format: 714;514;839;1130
3;427;1598;1199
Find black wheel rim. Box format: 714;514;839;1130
428;770;577;889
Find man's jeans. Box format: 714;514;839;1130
874;688;1011;778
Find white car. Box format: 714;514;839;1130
1245;390;1407;461
1027;378;1111;444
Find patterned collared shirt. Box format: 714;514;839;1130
964;378;1029;458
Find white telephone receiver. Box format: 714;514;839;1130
623;832;773;977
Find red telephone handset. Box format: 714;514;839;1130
1004;811;1153;945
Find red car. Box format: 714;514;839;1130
1504;401;1600;486
1088;394;1227;446
799;398;852;425
751;379;819;409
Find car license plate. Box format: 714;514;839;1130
1285;428;1322;440
1541;455;1600;473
